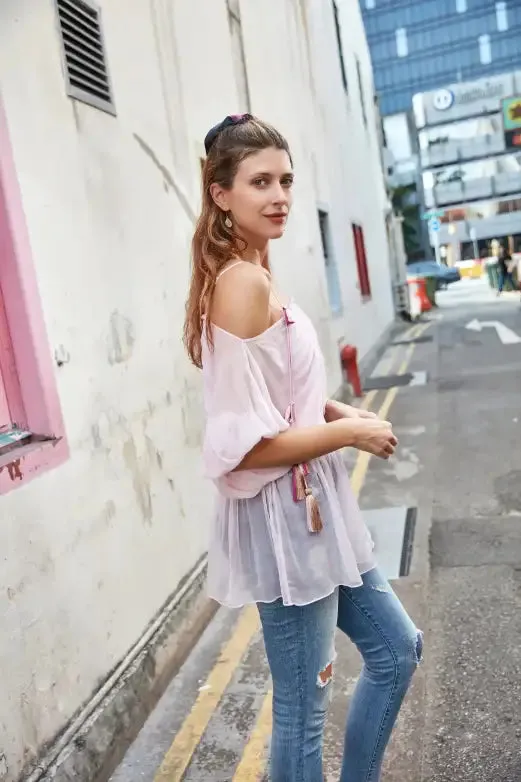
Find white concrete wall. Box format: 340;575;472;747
296;0;395;361
0;0;393;777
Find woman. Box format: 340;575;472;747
184;114;422;782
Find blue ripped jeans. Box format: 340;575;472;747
257;568;423;782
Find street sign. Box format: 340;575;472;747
428;217;441;232
422;209;444;221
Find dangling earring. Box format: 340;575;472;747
224;213;233;228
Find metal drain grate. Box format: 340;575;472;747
400;507;417;577
363;506;418;580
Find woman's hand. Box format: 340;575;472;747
325;399;378;422
348;418;398;460
325;401;397;458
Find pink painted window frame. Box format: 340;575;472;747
0;267;25;429
0;373;9;429
0;95;68;494
0;300;11;426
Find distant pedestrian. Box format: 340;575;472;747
184;114;422;782
497;245;518;295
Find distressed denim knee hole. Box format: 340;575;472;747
317;660;334;689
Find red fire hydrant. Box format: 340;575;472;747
340;344;362;397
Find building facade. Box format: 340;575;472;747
0;1;394;779
414;71;521;261
361;0;521;117
361;0;521;261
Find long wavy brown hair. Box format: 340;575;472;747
183;116;292;368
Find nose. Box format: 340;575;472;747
272;184;289;208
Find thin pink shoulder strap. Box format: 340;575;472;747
215;260;244;282
283;307;296;425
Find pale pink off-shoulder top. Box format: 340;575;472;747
201;301;375;607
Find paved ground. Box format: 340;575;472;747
110;277;521;781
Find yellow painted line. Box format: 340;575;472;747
233;690;273;781
401;322;422;342
372;349;396;377
351;324;431;502
154;605;260;781
358;326;417;412
375;324;431;423
234;321;433;780
349;372;406;498
359;389;377;411
349;451;374;499
363;321;423;399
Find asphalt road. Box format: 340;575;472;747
422;279;521;782
111;277;521;782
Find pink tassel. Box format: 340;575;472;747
292;464;307;501
293;464;322;532
305;489;323;534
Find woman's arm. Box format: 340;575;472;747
212;264;397;472
324;399;378;422
237;417;397;471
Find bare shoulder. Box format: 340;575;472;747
212;262;271;339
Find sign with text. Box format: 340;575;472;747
414;72;521;128
502;96;521;151
422;209;444;221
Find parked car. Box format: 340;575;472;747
406;260;461;289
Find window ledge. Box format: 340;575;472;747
0;436;69;495
0;428;32;454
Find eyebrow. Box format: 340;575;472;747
251;171;294;178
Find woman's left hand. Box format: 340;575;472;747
325;399;378;423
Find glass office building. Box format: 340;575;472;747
361;0;521;116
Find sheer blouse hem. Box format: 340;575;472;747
208;561;377;609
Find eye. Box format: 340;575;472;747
253;177;268;187
281;176;294;189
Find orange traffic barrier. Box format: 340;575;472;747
407;277;432;315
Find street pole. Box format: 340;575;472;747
434;231;441;265
432;227;441;265
469;226;479;260
428;216;442;265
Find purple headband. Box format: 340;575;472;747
204;113;253;154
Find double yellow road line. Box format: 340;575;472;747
154;320;430;781
154;606;260;780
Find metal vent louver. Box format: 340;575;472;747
56;0;115;114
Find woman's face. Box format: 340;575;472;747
212;147;294;247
